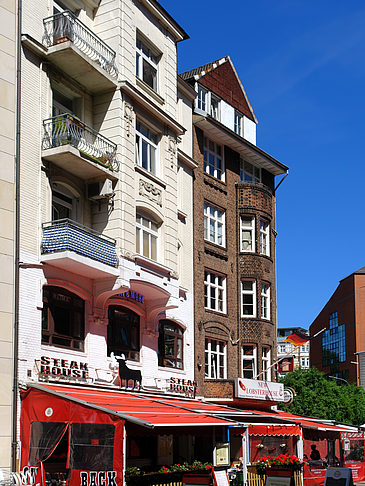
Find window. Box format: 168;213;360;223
136;212;159;261
300;357;309;367
260;221;270;256
135;121;159;175
234;111;243;136
158;320;183;369
261;283;270;320
42;286;84;350
204;272;226;313
322;312;346;366
240;160;261;183
210;94;220;120
204;203;225;246
70;423;114;471
262;347;271;381
278;344;286;354
242;345;257;379
136;38;158;91
197;85;208;111
240;216;255;252
204;137;224;181
205;338;227;379
107;306;140;361
241;281;256;317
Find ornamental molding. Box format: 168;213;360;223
124;102;134;137
167;135;177;168
139;179;162;207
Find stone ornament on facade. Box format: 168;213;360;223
169;270;179;280
119;247;135;261
124;101;134;137
167;135;177;169
139;179;163;207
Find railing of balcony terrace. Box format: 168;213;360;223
41;218;118;268
43;11;118;78
42;113;119;172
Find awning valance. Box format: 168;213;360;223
249;424;301;436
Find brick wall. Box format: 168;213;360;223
199;61;255;121
193;123;277;397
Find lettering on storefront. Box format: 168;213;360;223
21;466;39;486
118;290;144;303
39;356;89;379
169;377;197;398
235;378;284;402
80;471;117;486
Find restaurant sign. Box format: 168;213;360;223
38;356;89;379
168;377;197;398
235;378;284;402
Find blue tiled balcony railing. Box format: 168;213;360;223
43;11;118;78
41;219;118;268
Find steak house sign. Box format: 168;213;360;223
39;356;89;379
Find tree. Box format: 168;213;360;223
279;367;365;425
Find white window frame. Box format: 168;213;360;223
136;37;159;92
300;357;309;368
210;93;220;120
204;137;224;181
278;344;286;354
241;345;257;379
240;160;261;183
204;203;225;246
204;272;226;313
240;216;255;252
197;85;208;112
260;221;270;256
136;212;159;261
261;283;270;320
262;346;271;381
205;338;227;379
135;121;159;176
234;110;243;136
241;280;256;317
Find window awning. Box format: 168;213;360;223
27;383;235;428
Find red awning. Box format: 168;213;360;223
245;409;351;432
29;383;235;428
248;424;301;436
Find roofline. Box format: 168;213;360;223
139;0;189;42
26;382;154;428
177;75;197;101
193;114;288;174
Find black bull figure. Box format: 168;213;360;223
114;355;142;389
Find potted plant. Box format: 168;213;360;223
255;454;305;476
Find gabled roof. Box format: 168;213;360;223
180;56;257;123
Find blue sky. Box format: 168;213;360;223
163;0;365;329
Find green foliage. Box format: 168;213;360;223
279;367;365;425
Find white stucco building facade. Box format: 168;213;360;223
16;0;196;455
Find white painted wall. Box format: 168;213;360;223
244;116;257;145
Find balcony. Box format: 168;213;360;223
42;113;118;180
43;11;118;92
41;219;119;279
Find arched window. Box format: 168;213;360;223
42;286;85;350
136;211;160;261
158;320;183;369
107;306;140;361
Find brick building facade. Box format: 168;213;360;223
310;267;365;385
180;57;288;398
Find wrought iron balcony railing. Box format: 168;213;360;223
43;11;118;78
41;218;118;268
42;113;119;172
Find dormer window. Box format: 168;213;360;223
210;94;220;120
197;85;208;111
234;110;243;136
136;37;159;91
